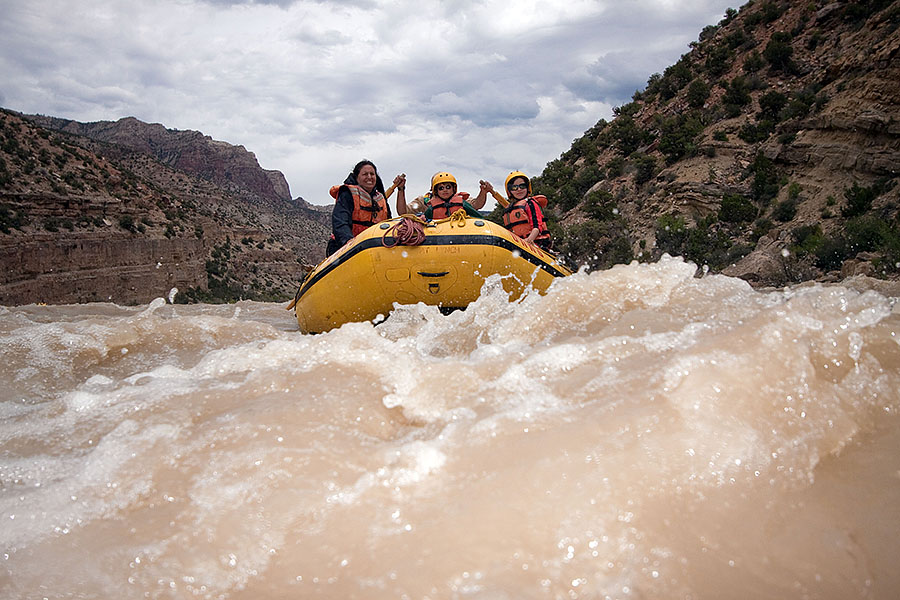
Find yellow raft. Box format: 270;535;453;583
288;211;573;333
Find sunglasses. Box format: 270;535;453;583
435;183;455;191
508;183;528;191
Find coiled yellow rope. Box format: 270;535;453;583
446;209;469;228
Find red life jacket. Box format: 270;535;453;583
429;192;470;220
329;184;389;236
502;196;550;243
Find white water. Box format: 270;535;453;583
2;256;899;599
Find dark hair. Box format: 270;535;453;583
353;159;377;177
350;159;385;195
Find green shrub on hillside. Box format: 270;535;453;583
723;76;752;117
62;171;84;191
655;214;688;254
684;216;733;267
725;29;752;50
719;193;757;223
814;214;900;274
699;24;719;43
806;30;824;50
565;136;594;162
658;114;704;164
0;204;28;233
743;51;766;73
758;91;788;121
0;157;10;186
686;79;711;108
764;32;794;72
815;236;848;271
640;72;662;101
842;0;895;25
778;86;825;121
575;165;603;192
540;158;575;190
846;215;893;254
543;160;603;213
772;198;798;222
739;120;775;143
558;219;633;272
744;10;764;31
606;116;645;156
748;153;780;204
791;224;825;256
583;190;617;221
656;214;733;268
880;229;900;273
658;57;694;100
606;157;625;178
705;44;733;77
632;154;658;185
585;119;609;138
119;215;136;232
722;7;738;24
760;1;787;24
842;182;879;217
612;102;641;118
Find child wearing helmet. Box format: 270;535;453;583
398;172;489;220
490;171;552;250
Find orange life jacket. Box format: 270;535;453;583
329;184;389;236
502;195;550;243
429;191;471;220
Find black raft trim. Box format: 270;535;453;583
294;234;567;303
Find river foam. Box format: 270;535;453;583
2;256;899;599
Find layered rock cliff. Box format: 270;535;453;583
26;115;293;204
0;109;329;305
528;0;900;288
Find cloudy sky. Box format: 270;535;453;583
1;0;736;207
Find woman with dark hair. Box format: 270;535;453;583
326;160;406;256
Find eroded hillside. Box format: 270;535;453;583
527;0;899;288
0;110;329;305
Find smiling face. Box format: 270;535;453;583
357;164;377;193
508;177;529;201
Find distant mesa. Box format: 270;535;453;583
26;114;293;204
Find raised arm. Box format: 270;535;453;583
471;180;493;210
393;173;408;214
482;180;509;208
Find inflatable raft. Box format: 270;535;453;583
288;212;573;333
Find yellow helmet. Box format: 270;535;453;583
504;171;532;196
431;171;457;193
